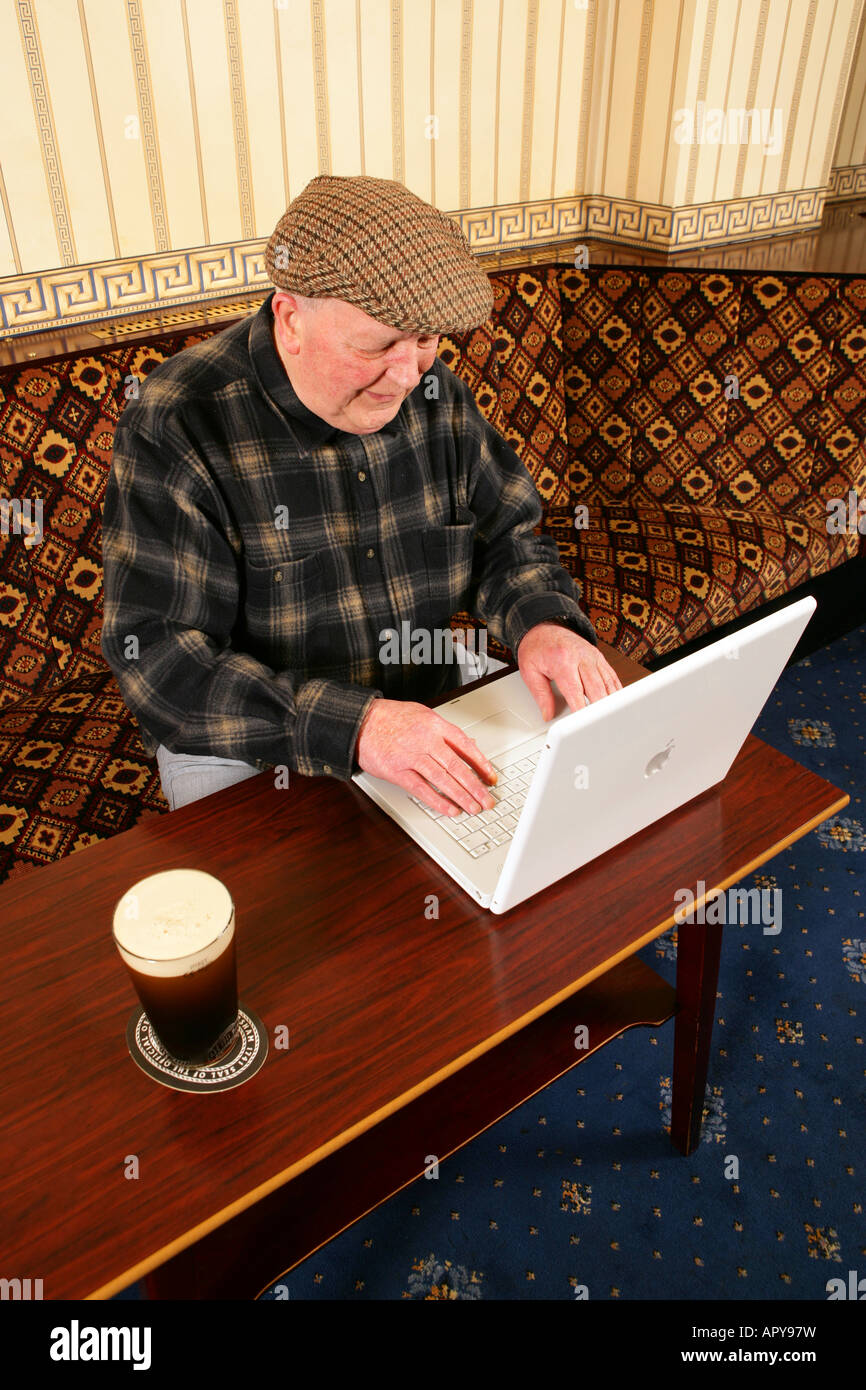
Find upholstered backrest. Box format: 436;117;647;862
0;525;59;708
559;265;866;527
439;266;571;506
808;278;866;536
489;267;571;506
559;265;642;507
436;319;503;428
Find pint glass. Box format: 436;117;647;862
112;869;238;1064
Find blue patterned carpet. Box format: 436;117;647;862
256;620;865;1301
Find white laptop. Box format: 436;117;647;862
353;596;816;913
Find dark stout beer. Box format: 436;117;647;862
113;870;238;1064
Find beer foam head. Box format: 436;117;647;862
113;869;233;977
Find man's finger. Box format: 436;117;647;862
519;664;556;721
563;657;625;708
548;663;593;713
401;770;465;818
415;753;491;816
426;746;497;813
440;722;498;785
437;747;497;811
595;659;623;697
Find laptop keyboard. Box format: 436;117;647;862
409;748;542;857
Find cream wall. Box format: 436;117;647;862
831;0;866;194
1;0;864;335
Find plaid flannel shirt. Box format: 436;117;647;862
100;292;597;780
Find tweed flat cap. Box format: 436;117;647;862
265;175;494;335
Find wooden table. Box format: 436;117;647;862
0;642;848;1299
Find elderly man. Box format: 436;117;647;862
101;175;621;816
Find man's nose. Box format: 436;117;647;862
381;340;430;389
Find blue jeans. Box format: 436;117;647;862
155;644;506;810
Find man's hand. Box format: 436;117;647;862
356;698;497;817
517;623;623;719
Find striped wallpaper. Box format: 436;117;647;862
0;0;864;334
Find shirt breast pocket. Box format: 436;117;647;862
241;551;327;671
421;517;477;626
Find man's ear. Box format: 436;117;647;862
272;292;303;354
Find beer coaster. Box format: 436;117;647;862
125;1004;268;1092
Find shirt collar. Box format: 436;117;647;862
249;290;408;448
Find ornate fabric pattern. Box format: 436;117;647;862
630;271;739;512
544;500;858;660
0;528;60;708
560;265;643;505
0;667;167;886
718;274;834;516
489;268;571;506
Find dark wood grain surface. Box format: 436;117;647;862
0;643;848;1297
144;952;677;1299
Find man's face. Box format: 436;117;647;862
271;292;440;435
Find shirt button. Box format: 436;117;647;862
357;470;366;482
274;570;282;583
366;548;374;559
323;764;332;775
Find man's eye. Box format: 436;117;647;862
362;336;435;353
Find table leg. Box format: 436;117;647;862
670;920;724;1155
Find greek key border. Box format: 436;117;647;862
826;163;866;201
0;184;832;337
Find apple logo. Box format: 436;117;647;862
644;739;675;778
